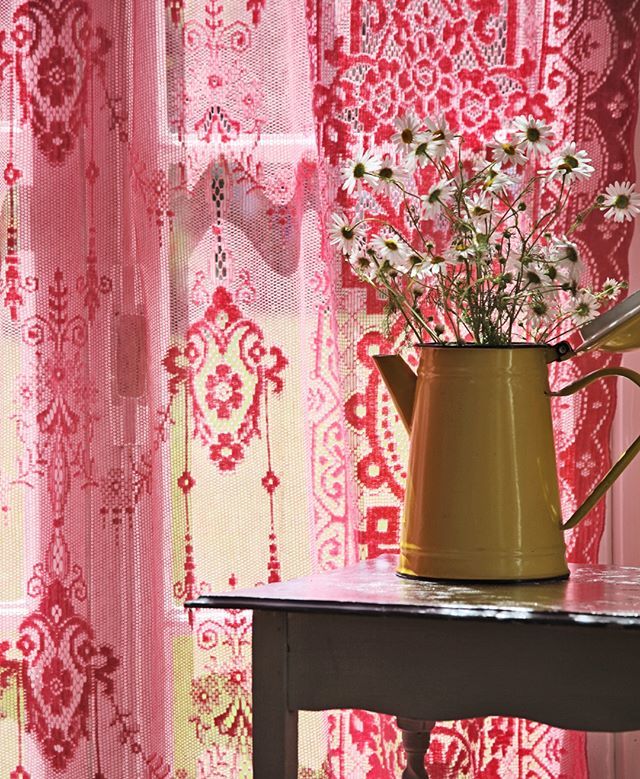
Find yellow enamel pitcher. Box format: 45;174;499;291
374;292;640;582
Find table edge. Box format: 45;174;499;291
185;596;640;628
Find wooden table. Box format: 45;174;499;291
187;555;640;778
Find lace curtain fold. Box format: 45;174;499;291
0;1;637;777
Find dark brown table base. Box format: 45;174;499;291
188;556;640;778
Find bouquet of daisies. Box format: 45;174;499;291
330;114;639;345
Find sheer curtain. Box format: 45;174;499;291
0;1;637;777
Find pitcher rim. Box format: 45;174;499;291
414;342;554;349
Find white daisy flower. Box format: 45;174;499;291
543;143;594;182
550;237;584;282
472;155;494;174
464;192;492;225
410;262;431;281
406;253;429;276
391;255;415;274
407;135;443;170
371;154;407;192
410;260;441;284
424;114;455;160
429;255;450;274
511;116;554;157
421;179;455;217
526;296;554;329
414;254;449;278
340;149;382;194
446;238;476;261
483;164;517;195
571;290;600;326
602;277;624;299
371;232;410;269
521;262;553;289
489;131;528;167
347;244;378;280
601;181;640;222
329;213;363;253
542;261;570;288
444;245;472;264
424;114;454;143
391;112;422;152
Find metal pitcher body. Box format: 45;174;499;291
397;345;568;581
373;293;640;582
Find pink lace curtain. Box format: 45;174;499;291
0;1;637;777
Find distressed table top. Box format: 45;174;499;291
187;555;640;628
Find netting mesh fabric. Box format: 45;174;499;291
0;0;637;777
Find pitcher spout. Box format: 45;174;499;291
372;354;417;433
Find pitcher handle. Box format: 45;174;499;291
550;367;640;531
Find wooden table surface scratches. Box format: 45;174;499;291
187;554;640;628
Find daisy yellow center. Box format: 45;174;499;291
341;226;354;239
379;166;393;180
353;162;366;178
562;246;578;263
563;155;579;170
384;239;399;251
401;128;413;144
614;194;630;209
526;127;540;142
532;300;548;315
576;302;591;316
501;143;516;156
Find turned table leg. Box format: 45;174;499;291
252;611;298;778
397;718;436;779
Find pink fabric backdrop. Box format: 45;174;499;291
0;1;637;777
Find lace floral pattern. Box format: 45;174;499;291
0;0;636;777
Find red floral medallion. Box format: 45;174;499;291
205;364;243;419
163;286;288;472
37;45;76;108
17;530;118;772
9;0;112;165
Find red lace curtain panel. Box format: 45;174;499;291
0;0;637;777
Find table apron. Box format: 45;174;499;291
286;611;640;732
